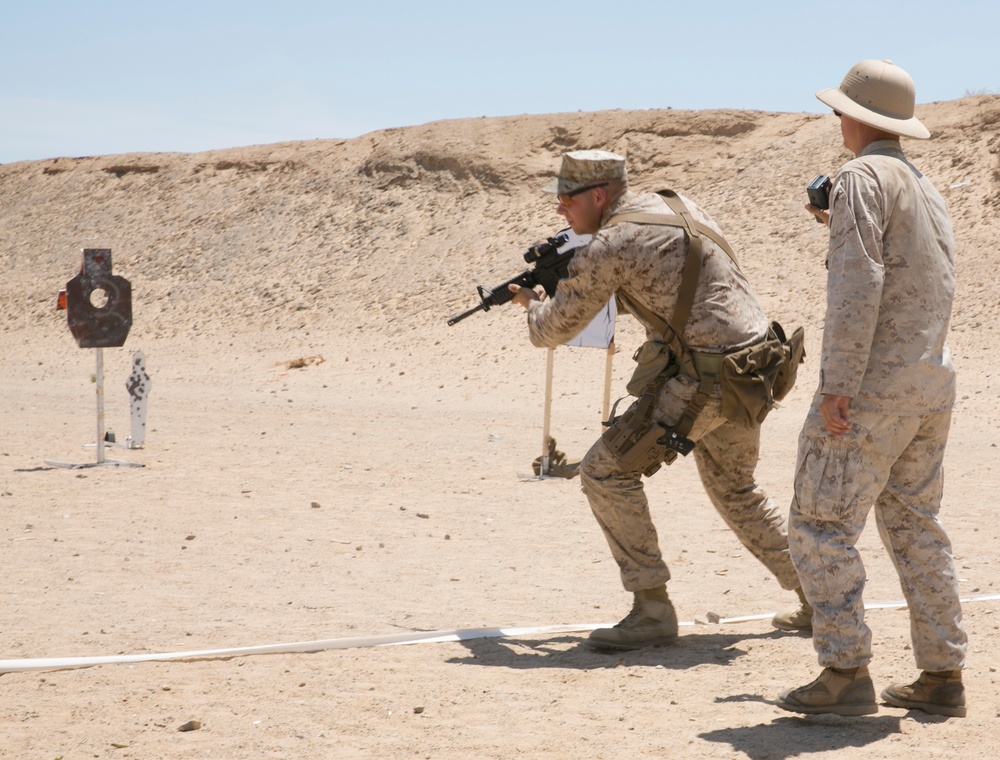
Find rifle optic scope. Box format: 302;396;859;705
523;233;569;264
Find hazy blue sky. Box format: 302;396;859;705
2;0;996;163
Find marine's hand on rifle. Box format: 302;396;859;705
508;283;542;309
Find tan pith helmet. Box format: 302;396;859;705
816;59;930;139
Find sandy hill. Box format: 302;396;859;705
1;99;999;757
3;97;998;352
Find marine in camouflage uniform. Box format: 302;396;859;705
509;149;806;650
777;59;968;718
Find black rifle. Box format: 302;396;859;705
447;233;575;326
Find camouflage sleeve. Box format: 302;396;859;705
819;170;885;398
525;234;621;348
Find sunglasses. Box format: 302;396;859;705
557;182;609;206
833;110;842;117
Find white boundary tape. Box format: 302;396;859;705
2;593;997;676
0;625;602;675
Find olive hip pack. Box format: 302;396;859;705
717;321;806;428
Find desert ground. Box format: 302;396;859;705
1;97;999;758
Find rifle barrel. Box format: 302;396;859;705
446;303;486;326
446;255;563;326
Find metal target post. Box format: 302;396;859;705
540;347;556;476
95;347;107;465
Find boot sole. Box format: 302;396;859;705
771;620;813;633
587;634;677;651
881;691;967;718
775;697;878;716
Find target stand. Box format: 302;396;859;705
45;248;146;469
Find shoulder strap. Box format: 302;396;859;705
605;190;741;269
608;189;741;344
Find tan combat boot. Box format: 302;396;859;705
881;670;966;718
771;587;813;632
776;666;878;716
588;586;678;650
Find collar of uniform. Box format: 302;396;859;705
599;189;642;228
859;138;904;159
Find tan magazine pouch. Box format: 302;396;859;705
626;339;678;397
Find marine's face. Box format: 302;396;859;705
557;185;607;235
838;111;865;156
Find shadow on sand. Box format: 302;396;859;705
446;629;789;671
699;713;910;759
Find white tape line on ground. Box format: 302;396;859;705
0;625;603;675
2;593;997;675
718;593;1000;624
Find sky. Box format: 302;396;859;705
2;0;997;164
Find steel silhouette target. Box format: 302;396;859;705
46;247;143;468
65;248;132;348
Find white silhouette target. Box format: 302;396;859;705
125;351;151;449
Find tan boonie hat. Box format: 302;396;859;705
816;59;930;139
542;149;627;194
